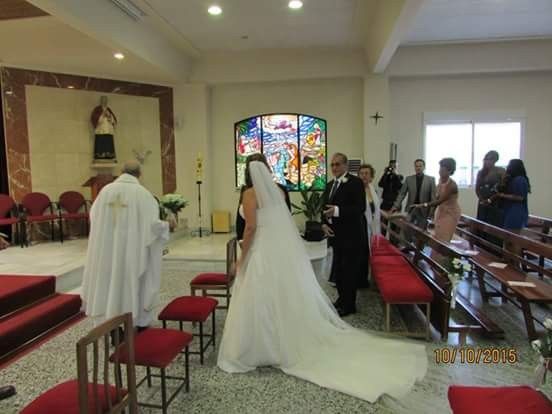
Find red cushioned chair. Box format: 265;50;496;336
21;313;137;414
190;238;237;309
111;328;192;414
448;385;552;414
159;296;218;364
58;191;90;241
20;192;61;246
0;194;21;247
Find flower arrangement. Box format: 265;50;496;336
444;257;472;309
531;318;552;387
160;193;188;215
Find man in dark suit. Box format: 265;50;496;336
322;153;366;317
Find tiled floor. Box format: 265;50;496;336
1;235;551;413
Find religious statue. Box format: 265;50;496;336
90;96;117;162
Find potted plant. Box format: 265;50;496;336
291;190;326;241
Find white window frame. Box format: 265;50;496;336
422;111;526;188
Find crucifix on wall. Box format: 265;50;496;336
370;111;384;125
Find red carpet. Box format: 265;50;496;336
0;275;56;317
0;275;82;361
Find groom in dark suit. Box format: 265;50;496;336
322;153;366;317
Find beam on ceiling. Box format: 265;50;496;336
26;0;194;82
356;0;424;73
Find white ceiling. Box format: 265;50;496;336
143;0;363;51
404;0;552;44
0;16;171;84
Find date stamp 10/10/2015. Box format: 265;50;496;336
434;347;519;364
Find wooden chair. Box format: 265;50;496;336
21;313;138;414
190;237;237;309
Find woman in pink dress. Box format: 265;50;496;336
412;158;461;243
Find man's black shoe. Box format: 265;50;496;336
0;385;16;401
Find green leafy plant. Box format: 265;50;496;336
160;193;188;215
291;190;325;222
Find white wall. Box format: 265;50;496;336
204;78;365;223
173;83;212;229
26;85;163;200
389;73;552;217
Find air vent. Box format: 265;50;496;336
348;158;362;175
110;0;146;21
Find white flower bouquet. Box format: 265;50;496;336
160;193;188;215
445;257;472;309
531;318;552;388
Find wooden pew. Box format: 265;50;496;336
381;212;504;342
455;215;552;340
527;214;552;235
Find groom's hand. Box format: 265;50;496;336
323;205;336;218
322;224;335;237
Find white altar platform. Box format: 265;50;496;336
0;233;330;292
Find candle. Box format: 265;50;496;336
196;153;203;182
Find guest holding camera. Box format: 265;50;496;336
378;160;403;212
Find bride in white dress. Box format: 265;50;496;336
218;157;427;402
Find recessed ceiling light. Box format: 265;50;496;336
208;5;222;15
288;0;303;10
67;85;75;89
5;90;13;95
114;52;125;60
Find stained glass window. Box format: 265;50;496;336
235;114;327;191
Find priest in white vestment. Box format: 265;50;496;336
82;161;169;328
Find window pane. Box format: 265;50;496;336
262;115;299;190
235;117;261;187
473;122;521;178
425;123;472;186
299;116;327;191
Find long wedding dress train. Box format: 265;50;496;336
217;162;427;402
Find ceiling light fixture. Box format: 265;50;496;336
288;0;303;10
208;5;222;15
114;52;125;60
67;85;75;89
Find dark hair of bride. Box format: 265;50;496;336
244;153;271;188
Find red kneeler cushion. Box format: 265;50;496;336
448;385;552;414
21;380;127;414
374;268;433;303
371;255;410;267
111;328;193;369
191;272;228;285
370;235;403;256
159;296;218;322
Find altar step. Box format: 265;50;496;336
0;275;82;362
